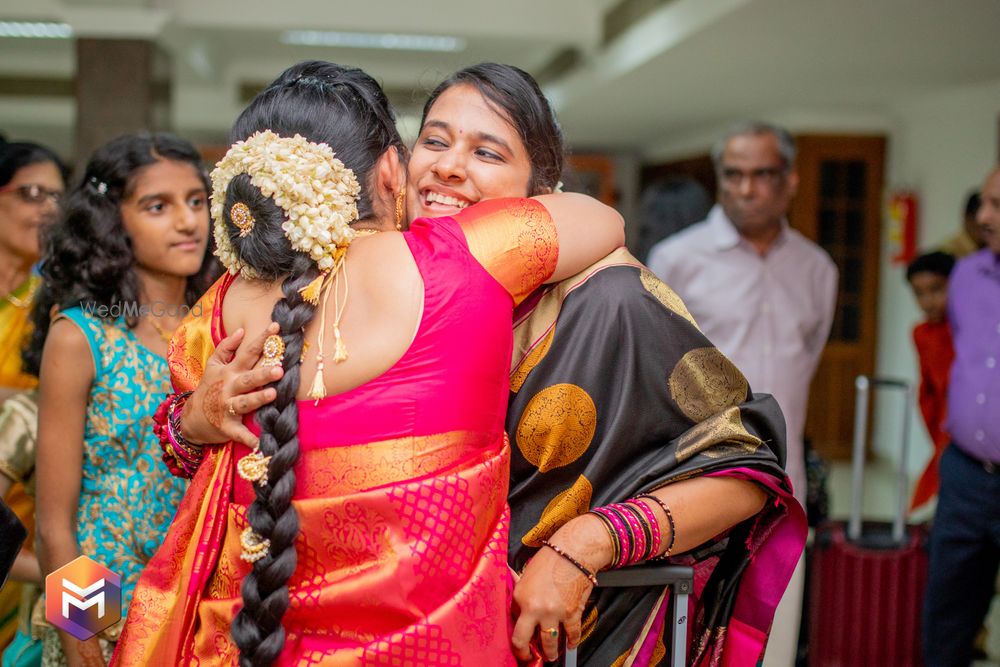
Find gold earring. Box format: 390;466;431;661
394;188;405;231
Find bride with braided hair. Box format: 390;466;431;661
111;60;623;666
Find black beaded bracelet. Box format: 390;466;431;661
541;540;599;586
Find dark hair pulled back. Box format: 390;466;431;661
0;138;68;189
222;60;405;666
23;133;216;376
421;62;564;196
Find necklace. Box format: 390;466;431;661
4;280;38;309
146;315;176;343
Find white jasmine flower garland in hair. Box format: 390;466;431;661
210;130;362;275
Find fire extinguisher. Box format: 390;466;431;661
888;191;918;266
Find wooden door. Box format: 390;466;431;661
790;135;886;460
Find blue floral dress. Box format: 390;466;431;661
41;307;184;656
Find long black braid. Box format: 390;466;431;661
220;60;404;665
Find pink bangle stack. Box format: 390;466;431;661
153;391;204;479
588;495;676;569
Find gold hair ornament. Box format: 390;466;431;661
261;334;285;368
230;202;255;237
239;527;271;563
237;448;272;486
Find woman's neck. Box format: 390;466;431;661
352;216;395;233
135;266;188;311
0;248;32;296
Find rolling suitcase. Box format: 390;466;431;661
808;376;929;666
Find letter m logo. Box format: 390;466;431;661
61;578;105;619
45;556;121;640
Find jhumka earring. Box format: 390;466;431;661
394;188;405;231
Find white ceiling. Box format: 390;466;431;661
2;0;999;159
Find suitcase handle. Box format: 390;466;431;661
848;375;914;545
563;564;692;667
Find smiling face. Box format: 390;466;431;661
120;159;210;279
406;84;533;221
0;160;65;265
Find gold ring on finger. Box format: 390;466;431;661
543;626;558;638
227;402;238;417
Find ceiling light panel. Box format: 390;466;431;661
0;21;73;39
281;30;465;53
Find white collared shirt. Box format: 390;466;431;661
648;205;838;501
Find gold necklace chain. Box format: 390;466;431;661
4;280;38;309
146;315;176;343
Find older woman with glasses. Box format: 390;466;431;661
0;139;67;395
0;137;66;663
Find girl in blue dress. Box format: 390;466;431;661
25;134;218;666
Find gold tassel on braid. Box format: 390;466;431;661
300;229;376;402
305;246;351;403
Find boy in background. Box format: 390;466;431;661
906;251;956;513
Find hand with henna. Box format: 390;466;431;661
511;513;614;663
510;478;768;662
55;634;105;667
76;638;106;667
179;323;282;448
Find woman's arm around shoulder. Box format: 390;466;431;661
532;192;624;282
452;193;623;303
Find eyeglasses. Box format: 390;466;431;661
0;183;64;206
719;166;788;189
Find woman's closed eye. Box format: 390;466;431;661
420;136;448;149
475;148;504;162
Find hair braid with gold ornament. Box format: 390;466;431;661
221;60;407;667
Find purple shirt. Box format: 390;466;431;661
946;248;1000;462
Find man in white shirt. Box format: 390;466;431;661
648;121;837;667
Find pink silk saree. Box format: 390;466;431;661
112;199;558;666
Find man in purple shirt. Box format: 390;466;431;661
923;166;1000;666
